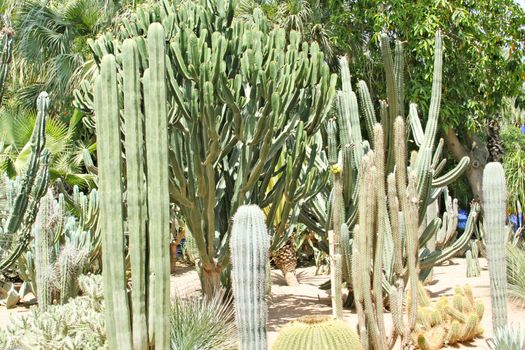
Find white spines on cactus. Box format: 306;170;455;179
230;205;269;350
482;162;508;332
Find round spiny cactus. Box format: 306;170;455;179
272;315;362;350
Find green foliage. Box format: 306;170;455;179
0;274;106;350
487;325;525;350
501;125;525;210
79;0;336;293
272;315;362;350
507;244;525;306
170;293;237;350
340;0;525;131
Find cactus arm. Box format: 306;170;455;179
95;55;133;349
394;40;405;118
122;38;149;350
144;23;171;348
357;80;377;144
432;156;470;187
408;103;424;147
422;30;443;151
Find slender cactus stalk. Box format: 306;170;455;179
483;162;508;332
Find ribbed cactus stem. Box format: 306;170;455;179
34;190;53;311
231;205;269;350
122;37;148;350
144;23;171;348
372;124;387;345
58;242;86;304
482;162;508;331
330;171;344;319
95;54;132;349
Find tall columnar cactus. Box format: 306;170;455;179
482;162;508;332
230;205;269;350
77;1;336;293
298;31;473;293
0;92;50;272
347;31;481;349
95;23;170;349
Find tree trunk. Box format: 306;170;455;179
443;128;489;202
201;263;222;297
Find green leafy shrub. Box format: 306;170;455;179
501;126;525;210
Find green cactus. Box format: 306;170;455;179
466;240;481;278
272;315;362;350
230;205;269;350
0;91;50;272
482;162;508;332
94;23;171;348
0;13;13;107
77;0;336;292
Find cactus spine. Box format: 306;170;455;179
95;23;171;349
482;162;508;331
230;205;269;350
272;315;362;350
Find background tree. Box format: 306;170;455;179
327;0;525;201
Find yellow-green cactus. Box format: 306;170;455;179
272;315;362;350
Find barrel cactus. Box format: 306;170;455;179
272;315;362;350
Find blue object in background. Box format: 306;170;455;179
519;212;523;228
509;214;519;232
457;209;468;231
521;124;525;134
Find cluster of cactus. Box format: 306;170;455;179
93;23;171;348
482;162;508;332
303;31;479;313
230;205;269;350
272;315;362;350
0;13;13;107
25;189;89;310
0;274;106;350
333;31;481;349
76;0;336;290
0;92;50;273
413;284;484;349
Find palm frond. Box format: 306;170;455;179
507;243;525;306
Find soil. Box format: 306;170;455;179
1;257;522;349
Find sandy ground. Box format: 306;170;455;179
170;258;523;349
1;257;523;349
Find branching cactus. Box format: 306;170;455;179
482;162;508;331
230;205;269;350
